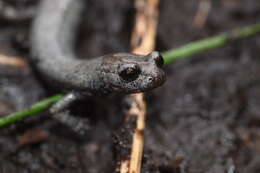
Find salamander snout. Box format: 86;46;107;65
147;51;164;68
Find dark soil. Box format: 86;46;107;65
0;0;260;172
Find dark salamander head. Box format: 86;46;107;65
100;51;166;93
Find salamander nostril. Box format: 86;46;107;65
154;54;164;68
148;77;153;82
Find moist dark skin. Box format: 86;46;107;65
30;0;166;133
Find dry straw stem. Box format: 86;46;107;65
120;0;160;173
193;0;211;28
0;54;28;68
120;160;130;173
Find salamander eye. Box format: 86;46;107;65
119;64;141;82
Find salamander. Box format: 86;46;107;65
30;0;166;133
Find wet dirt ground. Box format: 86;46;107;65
0;0;260;172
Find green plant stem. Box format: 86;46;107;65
162;23;260;65
0;94;64;127
1;23;260;127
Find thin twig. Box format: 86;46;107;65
125;0;160;173
130;0;160;54
163;23;260;65
0;54;28;68
0;94;63;127
193;0;211;28
120;160;130;173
